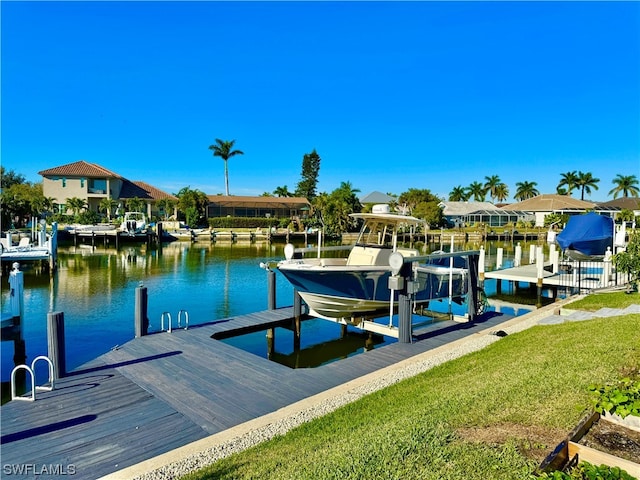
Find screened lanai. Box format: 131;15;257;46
463;209;534;227
206;195;311;219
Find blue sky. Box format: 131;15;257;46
2;1;639;202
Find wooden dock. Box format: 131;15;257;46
0;306;516;479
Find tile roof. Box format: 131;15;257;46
439;201;499;216
38;160;122;178
119;180;177;201
207;195;310;208
502;194;596;211
598;197;640;210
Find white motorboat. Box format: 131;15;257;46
277;205;470;322
119;212;147;236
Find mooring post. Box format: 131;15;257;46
496;247;503;270
268;269;276;310
47;311;66;379
536;247;544;308
478;246;485;289
514;242;522;267
397;261;413;344
135;283;149;337
293;289;301;351
467;254;480;321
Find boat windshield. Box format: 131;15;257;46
355;219;398;248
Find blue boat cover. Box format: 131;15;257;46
556;213;614;257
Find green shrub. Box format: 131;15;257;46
589;376;640;419
539;461;637;479
208;217;280;229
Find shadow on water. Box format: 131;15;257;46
219;319;397;369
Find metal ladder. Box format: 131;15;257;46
11;355;55;402
160;310;189;332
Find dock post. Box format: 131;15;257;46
514;242;522;267
268;270;276;310
478;246;485;288
536;247;544;308
293;289;301;351
157;222;164;245
496;247;503;270
529;244;536;264
266;328;275;359
397;262;413;343
47;312;66;379
467;254;480;321
135;284;149;337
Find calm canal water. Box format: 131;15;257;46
1;238;544;384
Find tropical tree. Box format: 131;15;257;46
126;197;146;213
494;183;509;203
576;171;600;200
448;186;468;201
513;181;539;201
609;174;640;199
557;171;579;196
398;188;443;227
466;181;486;202
99;198;118;221
483;175;502;203
295;149;321;200
273;185;292;197
156;199;176;220
208;139;244;196
66;197;87;216
175;186;209;227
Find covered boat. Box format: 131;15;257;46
276;205;472;322
556;213;614;260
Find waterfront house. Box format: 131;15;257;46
206;195;311;221
438;201;532;228
38;160;177;220
502;194;618;227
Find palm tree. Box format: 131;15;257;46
208;139;244;196
494;183;509;203
66;197;87;216
557;171;579;196
126;197;145;213
156;199;176;220
576;171;600;200
273;185;292;197
609;174;640;199
448;186;468;201
466;181;486;202
514;181;539;201
483;175;501;203
99;198;118;221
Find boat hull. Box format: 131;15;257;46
277;262;467;319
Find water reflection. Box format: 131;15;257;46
0;238;545;387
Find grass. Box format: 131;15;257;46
183;294;639;480
567;290;640;311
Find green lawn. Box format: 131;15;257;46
183;294;640;480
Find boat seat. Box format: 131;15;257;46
347;246;393;266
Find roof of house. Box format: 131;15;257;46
360;191;395;204
598;197;640;210
38;160;122;178
207;195;310;208
119;180;177;201
502;194;596;212
438;201;500;216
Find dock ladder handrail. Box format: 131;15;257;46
177;310;189;329
10;356;55;401
160;310;189;332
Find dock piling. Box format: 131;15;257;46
135;284;149;337
47;311;66;379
